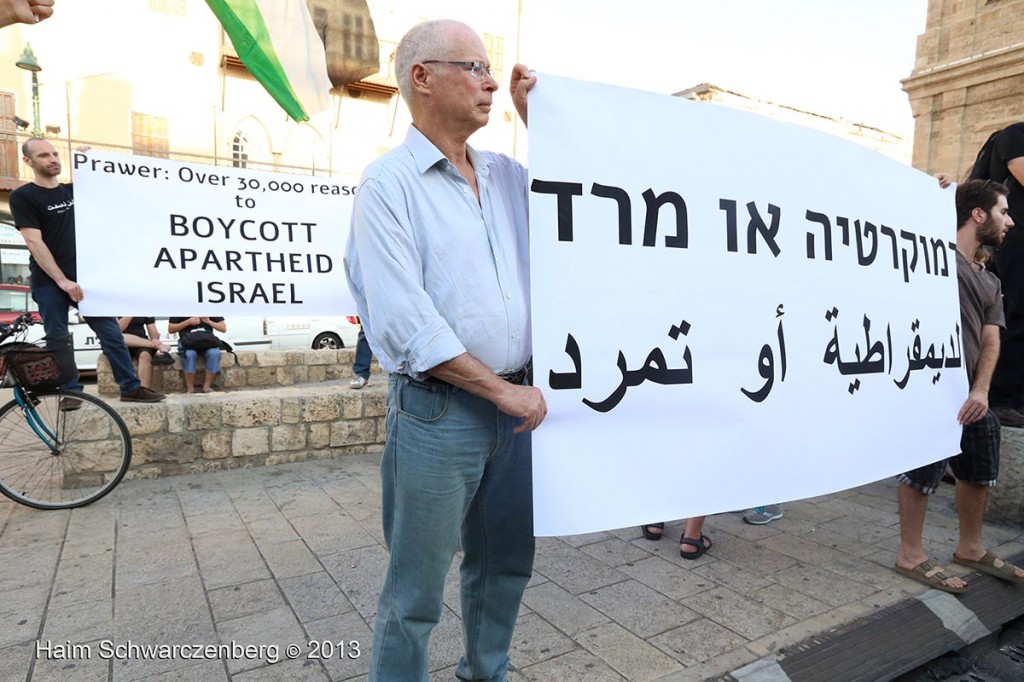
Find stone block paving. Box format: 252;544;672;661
2;452;1022;681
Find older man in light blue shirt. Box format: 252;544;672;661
347;125;531;378
343;18;546;682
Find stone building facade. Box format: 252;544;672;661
902;0;1024;177
675;83;911;164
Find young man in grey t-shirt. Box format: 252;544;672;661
895;179;1022;593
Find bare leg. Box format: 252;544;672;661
896;482;966;589
137;352;153;389
183;371;195;393
953;482;1024;577
679;516;709;555
202;371;218;392
954;481;988;558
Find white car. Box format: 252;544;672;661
47;314;360;372
221;315;360;350
263;315;360;350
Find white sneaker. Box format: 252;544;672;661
350;376;368;390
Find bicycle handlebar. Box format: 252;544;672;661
0;313;39;344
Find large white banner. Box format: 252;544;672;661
529;75;966;536
74;151;357;316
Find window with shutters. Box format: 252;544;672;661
483;33;504;83
131;113;169;158
0;92;19;178
342;11;368;61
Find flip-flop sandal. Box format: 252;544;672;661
640;523;664;541
679;534;711;560
153;352;175;366
895;560;968;593
953;552;1024;584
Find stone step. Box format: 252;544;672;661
97;347;382;395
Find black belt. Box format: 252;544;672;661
497;364;530;385
416;359;532;388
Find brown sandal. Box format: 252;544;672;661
953;552;1024;584
895;560;967;594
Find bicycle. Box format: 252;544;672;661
0;313;131;509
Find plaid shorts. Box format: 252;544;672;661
898;410;1000;494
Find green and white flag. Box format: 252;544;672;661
205;0;331;121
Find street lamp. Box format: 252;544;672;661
15;44;41;138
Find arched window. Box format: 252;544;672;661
228;117;271;170
231;131;248;168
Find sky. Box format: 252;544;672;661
9;0;930;142
516;0;928;138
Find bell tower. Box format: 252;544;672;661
902;0;1024;176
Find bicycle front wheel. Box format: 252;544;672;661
0;390;132;509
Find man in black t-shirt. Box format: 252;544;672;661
9;138;164;402
984;123;1024;423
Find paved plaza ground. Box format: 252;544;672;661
2;447;1024;681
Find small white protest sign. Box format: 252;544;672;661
74;151;357;316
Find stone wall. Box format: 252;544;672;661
114;382;387;479
988;426;1024;527
903;0;1024;175
93;348;388;479
97;348;380;395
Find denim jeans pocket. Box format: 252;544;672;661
396;377;449;423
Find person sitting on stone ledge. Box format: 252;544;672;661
168;316;226;395
118;316;174;390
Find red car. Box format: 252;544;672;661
0;284;40;325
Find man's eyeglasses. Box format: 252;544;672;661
422;60;494;80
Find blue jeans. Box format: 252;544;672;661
178;347;222;374
32;283;140;395
370;374;535;682
353;328;372;379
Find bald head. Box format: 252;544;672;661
396;19;474;102
22;137;52;157
21;137;62;181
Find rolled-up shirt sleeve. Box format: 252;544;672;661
347;175;466;377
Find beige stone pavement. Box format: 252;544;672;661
2;447;1023;682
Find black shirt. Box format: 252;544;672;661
993;122;1024;227
123;316;156;339
9;183;76;289
169;317;225;334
